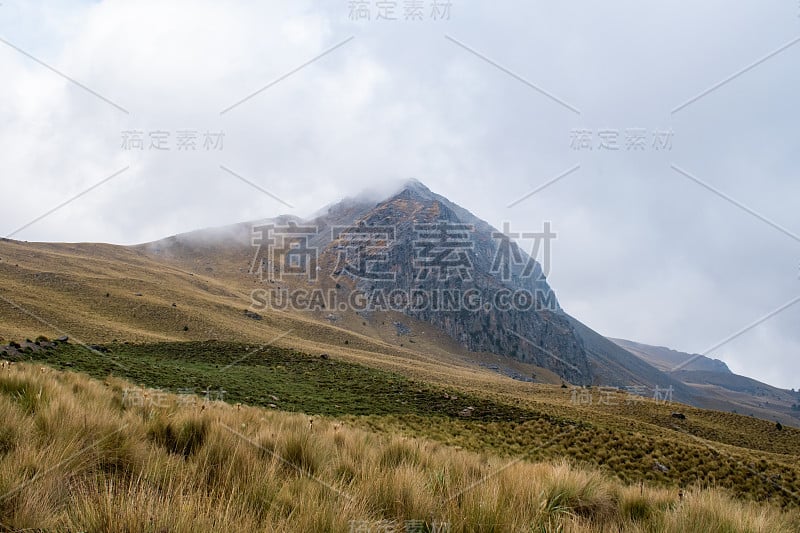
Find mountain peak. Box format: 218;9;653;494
391;178;435;201
401;178;431;193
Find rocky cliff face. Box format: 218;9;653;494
143;179;720;396
317;180;592;384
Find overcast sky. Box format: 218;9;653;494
1;1;798;388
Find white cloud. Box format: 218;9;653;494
0;0;797;387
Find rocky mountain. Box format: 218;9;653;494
567;318;697;401
612;338;799;426
313;179;591;384
127;179;800;411
611;338;732;374
166;178;699;402
2;179;794;417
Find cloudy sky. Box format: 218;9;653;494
1;1;798;388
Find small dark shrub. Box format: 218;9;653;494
148;417;208;458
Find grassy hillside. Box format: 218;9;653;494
4;339;800;511
1;362;798;532
3;238;800;529
0;238;537;379
2;237;794;426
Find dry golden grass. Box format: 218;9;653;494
0;239;539;390
0;363;798;532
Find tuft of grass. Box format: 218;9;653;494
147;416;208;458
280;431;321;476
0;425;16;456
537;461;618;525
0;375;46;414
379;438;421;469
621;495;653;523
